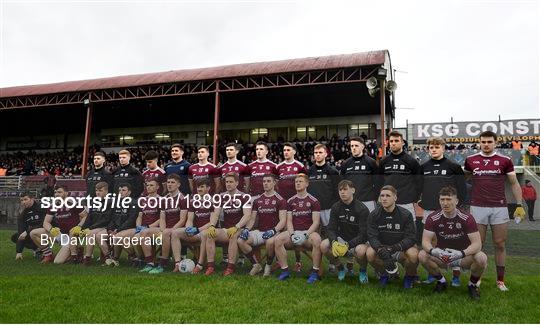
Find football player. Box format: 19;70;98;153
79;182;113;266
464;131;524;291
246;141;278;197
188;145;220;194
112;149;144;198
137;179;165;273
170;178;213;273
41;185;85;264
419;186;487;300
12;191;47;261
366;185;418;288
237;174;286;276
320;180;370;283
142;150;167;196
204;173;252;276
274;174;322;284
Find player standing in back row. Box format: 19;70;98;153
246;141;278;197
218;143;250;192
378;131;421;218
464;131;525;291
188;145;220;194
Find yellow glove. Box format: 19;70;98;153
332;241;349;257
80;228;91;237
331;241;340;257
70;226;82;236
50;227;60;237
226;226;238;238
207;225;216;239
514;206;526;223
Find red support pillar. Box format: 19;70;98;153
81;101;93;177
212;83;220;165
380;79;386;158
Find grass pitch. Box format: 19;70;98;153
1;229;539;323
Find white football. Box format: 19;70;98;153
179;259;195;273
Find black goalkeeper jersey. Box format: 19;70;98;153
378;151;421;204
339;154;378;201
367;205;416;251
307;163;339;210
327;199;370;247
86;166;113;198
113;164;144;198
419;157;466;210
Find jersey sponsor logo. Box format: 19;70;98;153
472;167;502;176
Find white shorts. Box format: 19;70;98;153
422;209;435;224
470;206;509;225
362;201;376;213
320;209;331;226
397;203;416;220
249;230;266;247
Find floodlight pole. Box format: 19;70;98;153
212;82;220;165
81;99;93;177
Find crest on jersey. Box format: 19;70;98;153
395;224;400;230
441;170;447;175
294;167;298;171
494;161;499;166
306;202;311;207
272;200;276;205
266;166;270;170
456;223;462;229
400;165;405;170
361;166;366;170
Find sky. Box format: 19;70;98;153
0;0;538;127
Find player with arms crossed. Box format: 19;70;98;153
464;130;525;291
274;174;322;284
237;174;287;276
320;180;370;283
366;185;418;288
419;186;487;300
205;173;252;276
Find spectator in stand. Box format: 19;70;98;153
528;141;539;166
522;180;537;221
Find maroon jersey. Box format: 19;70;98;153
252;192;286;231
218;160;249;191
163;192;186;228
141;196;161;226
247;159;278;196
424;209;478;250
188;205;215;229
464;152;514;207
189;162;219;193
48;207;83;234
277;160;307;200
287;194;321;231
219;190;251;228
142;167;167;196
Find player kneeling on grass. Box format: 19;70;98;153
366;185;418;289
419;186;487;300
238;174;286;276
275;174;322;284
104;183;139;267
152;174;188;273
171;178;213;273
320;180;370;283
41;185;86;264
137;180;166;273
80;182;114;266
205;173;252;276
12;191;47;262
